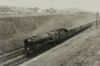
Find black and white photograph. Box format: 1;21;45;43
0;0;100;66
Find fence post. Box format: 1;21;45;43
96;12;99;28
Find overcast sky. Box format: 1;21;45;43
0;0;100;12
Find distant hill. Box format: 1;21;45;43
0;6;95;16
0;6;39;15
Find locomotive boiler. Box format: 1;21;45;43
24;22;93;56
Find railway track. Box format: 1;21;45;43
0;48;31;66
0;43;59;66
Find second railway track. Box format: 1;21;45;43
0;48;30;66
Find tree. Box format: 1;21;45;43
46;8;57;13
32;7;39;12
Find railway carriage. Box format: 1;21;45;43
24;22;93;56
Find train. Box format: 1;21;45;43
24;22;93;56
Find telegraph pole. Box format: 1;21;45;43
96;12;99;28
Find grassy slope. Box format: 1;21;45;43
0;13;95;52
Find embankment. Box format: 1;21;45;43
20;24;100;66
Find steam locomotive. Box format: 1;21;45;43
24;22;93;56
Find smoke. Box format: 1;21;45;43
31;17;73;36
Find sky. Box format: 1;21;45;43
0;0;100;12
